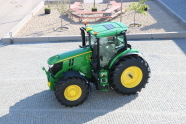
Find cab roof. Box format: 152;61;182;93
86;21;128;38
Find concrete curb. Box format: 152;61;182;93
31;1;45;16
154;0;186;28
48;0;84;4
127;31;186;39
2;31;186;44
2;1;44;44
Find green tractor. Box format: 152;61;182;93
42;21;150;107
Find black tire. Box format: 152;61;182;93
55;77;89;107
110;55;150;95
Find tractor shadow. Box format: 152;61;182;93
0;84;138;123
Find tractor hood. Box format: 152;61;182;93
48;47;92;65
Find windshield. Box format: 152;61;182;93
99;34;125;66
88;34;125;66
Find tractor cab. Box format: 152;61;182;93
79;21;130;91
82;21;128;67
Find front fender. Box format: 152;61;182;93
62;70;88;82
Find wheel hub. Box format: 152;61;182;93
121;66;143;88
69;90;76;96
128;73;133;79
64;85;82;101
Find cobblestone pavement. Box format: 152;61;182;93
0;39;186;124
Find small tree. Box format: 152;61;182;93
46;0;50;9
92;0;97;11
45;0;51;14
126;0;150;27
120;0;123;22
54;0;70;30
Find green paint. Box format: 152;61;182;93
86;21;128;38
43;21;142;92
48;47;92;65
108;48;139;69
48;74;58;91
46;47;93;91
99;69;109;91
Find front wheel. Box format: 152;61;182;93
55;77;89;107
110;55;150;95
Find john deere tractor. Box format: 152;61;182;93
42;21;150;107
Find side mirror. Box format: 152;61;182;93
80;27;86;46
42;67;46;71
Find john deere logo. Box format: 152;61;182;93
86;54;91;60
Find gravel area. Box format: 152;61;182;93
15;1;186;37
160;0;186;21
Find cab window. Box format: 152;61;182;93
89;34;97;47
99;34;125;66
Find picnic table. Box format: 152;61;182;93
69;1;126;21
71;8;108;15
70;8;111;21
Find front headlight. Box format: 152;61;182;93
48;82;51;88
48;65;54;68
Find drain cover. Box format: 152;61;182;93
10;1;17;4
15;5;23;8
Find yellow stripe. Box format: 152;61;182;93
57;51;92;63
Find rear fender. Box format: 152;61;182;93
109;52;143;70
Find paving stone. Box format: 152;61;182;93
0;39;186;123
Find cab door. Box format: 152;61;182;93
99;34;126;67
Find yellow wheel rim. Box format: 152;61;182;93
64;85;82;101
120;66;143;88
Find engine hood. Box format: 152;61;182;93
48;47;92;65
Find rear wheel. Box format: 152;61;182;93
110;55;150;95
55;77;89;107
